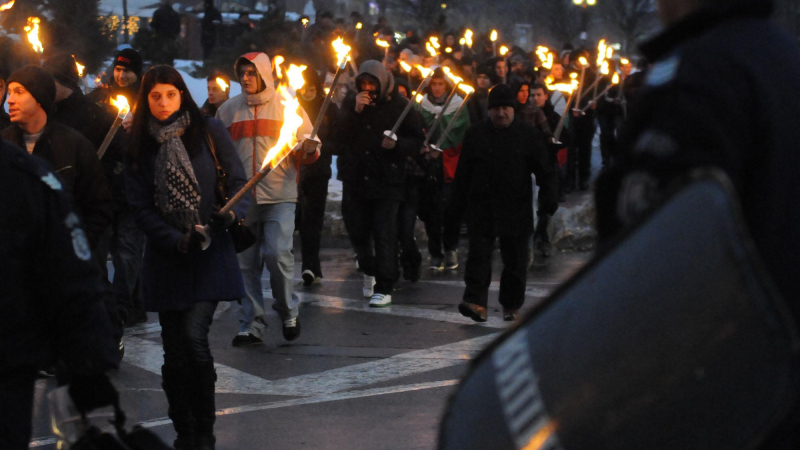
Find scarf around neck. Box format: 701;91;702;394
149;112;202;232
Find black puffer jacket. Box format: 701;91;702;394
335;61;426;201
2;122;112;249
51;90;128;211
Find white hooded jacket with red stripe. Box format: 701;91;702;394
216;52;318;204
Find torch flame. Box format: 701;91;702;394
597;39;607;66
399;61;412;73
324;87;330;95
356;22;363;30
578;56;589;68
416;65;433;78
429;37;440;49
24;17;43;54
621;58;630;66
72;56;85;77
301;17;309;27
285;64;307;91
332;37;352;68
444;69;463;86
536;46;553;69
612;73;620;84
415;93;424;103
216;77;229;91
459;38;465;45
445;47;453;53
606;47;614;60
490;30;498;42
273;55;285;79
499;46;509;56
109;95;130;119
464;29;473;47
260;86;304;171
426;42;438;57
545;75;579;94
458;84;475;95
600;60;610;75
376;38;390;48
0;0;15;11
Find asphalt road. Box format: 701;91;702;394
29;246;591;450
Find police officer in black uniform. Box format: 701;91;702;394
595;0;800;446
0;137;119;449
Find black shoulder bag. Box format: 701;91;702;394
205;130;257;253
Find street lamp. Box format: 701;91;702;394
573;0;596;39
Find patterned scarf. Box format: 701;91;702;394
149;113;202;232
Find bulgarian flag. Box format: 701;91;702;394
420;95;471;183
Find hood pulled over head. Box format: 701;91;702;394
355;60;394;102
234;52;276;103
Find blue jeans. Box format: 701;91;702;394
237;202;299;338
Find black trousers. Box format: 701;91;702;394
342;187;400;295
463;227;530;311
397;180;422;278
0;368;36;450
159;301;218;367
598;113;622;167
299;176;330;278
567;115;597;186
418;178;459;258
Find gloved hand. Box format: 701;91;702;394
177;229;206;254
69;373;119;414
209;208;235;232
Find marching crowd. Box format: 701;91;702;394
0;13;642;450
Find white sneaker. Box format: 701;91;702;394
369;293;392;308
363;275;376;298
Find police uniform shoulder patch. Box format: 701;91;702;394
41;172;63;191
63;212;92;262
646;53;681;88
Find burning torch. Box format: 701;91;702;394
376;38;390;68
500;45;509;84
536;46;554;70
384;65;434;142
490;29;498;57
573;56;589;115
581;72;620;113
210;64;309;235
73;55;87;94
422;68;463;149
429;84;474;153
97;95;131;159
310;38;351;141
24;16;44;58
550;73;580;144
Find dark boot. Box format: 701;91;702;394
161;364;195;450
191;362;217;450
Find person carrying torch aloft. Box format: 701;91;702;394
418;67;470;271
215;52;319;347
335;60;425;308
567;49;598;193
201;72;230;118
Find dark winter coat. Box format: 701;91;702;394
514;101;552;141
200;99;220;118
543;100;571;153
1;122;112;250
299;68;337;181
595;0;800;324
0;137;117;375
0;110;9;132
125;118;249;312
448;118;558;237
467;88;489;125
151;4;181;39
335;61;426;201
51;90;128;211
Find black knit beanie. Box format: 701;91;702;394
8;65;56;115
113;48;143;77
488;84;515;109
